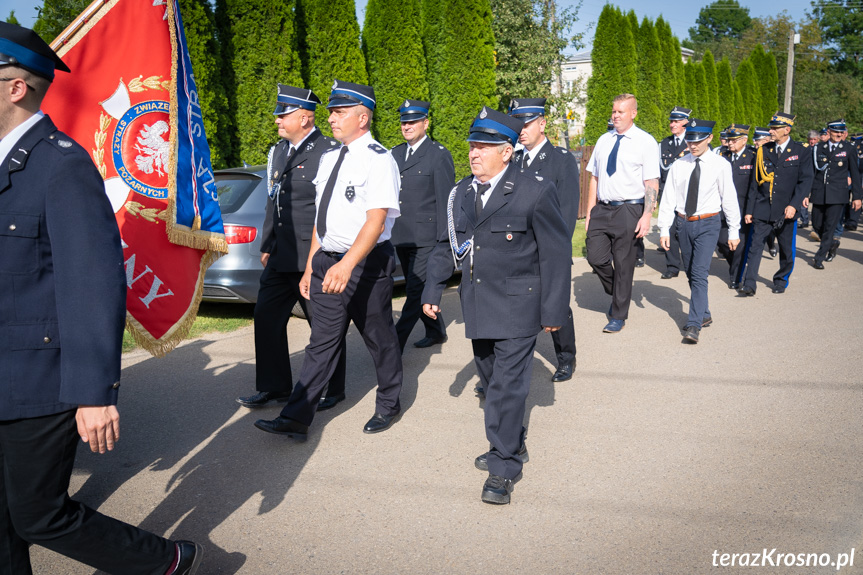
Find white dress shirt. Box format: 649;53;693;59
587;124;660;201
0;111;43;165
406;135;427;159
471;165;509;209
313;131;401;252
657;150;741;240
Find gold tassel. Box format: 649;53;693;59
755;146;775;204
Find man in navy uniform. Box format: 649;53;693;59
509;98;579;383
237;84;348;412
0;22;200;574
390;99;454;351
718;124;757;289
738;112;814;295
657;106;691;279
255;80;403;438
806;119;862;269
658;119;740;344
422;107;570;504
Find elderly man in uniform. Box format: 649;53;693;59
509;98;579;382
658;119;740;344
0;23;201;574
738;112;814;296
657;106;691;280
751;126;779;256
255;80;403;438
422;107;570;505
585;94;660;333
237;84;348;412
390;99;454;351
718;124;757;289
806;119;862;269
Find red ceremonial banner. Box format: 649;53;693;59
42;0;227;356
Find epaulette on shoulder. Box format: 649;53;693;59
559;147;568;154
46;132;78;154
534;174;544;181
329;139;338;146
456;175;473;187
368;142;387;154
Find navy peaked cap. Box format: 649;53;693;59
467;106;524;146
0;21;70;80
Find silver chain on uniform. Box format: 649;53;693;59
447;184;473;268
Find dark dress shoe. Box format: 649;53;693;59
799;222;809;229
475;442;528;471
363;412;400;434
769;247;778;257
551;362;574;382
481;474;513;504
635;258;645;268
168;540;203;575
701;315;713;328
737;286;755;296
826;240;840;262
660;270;679;279
318;393;346;411
813;261;825;270
772;285;786;294
729;281;739;290
681;326;699;344
254;416;309;440
845;222;858;231
236;391;291;408
474;384;485;396
414;336;447;348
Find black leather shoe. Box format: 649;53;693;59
551;362;574;382
481;474;513;504
769;247;778;257
844;222;858;231
772;285;786;294
660;270;679;279
799;222;809;229
474;383;485;396
236;391;291;408
475;442;528;472
168;540;203;575
737;286;755;296
729;281;739;290
414;336;447;348
681;326;699;344
701;315;713;328
635;258;645;268
318;393;346;411
363;412;400;434
254;416;308;440
813;261;825;270
826;240;840;262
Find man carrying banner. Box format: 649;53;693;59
0;23;201;575
255;80;403;438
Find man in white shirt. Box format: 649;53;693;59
255;80;404;438
658;119;740;344
585;94;660;333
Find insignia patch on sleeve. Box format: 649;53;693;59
368;143;386;154
58;140;73;148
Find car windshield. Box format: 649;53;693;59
215;174;261;214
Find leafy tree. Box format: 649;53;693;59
634;17;664;139
362;0;427;148
178;0;234;168
811;0;863;78
424;0;497;177
6;11;19;25
687;0;752;47
298;0;367;135
701;50;720;143
584;5;622;144
33;0;90;42
219;0;303;165
716;57;736;131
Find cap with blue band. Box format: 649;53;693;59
273;83;320;115
827;119;847;132
398;99;429;122
327;79;376;110
683;118;715;142
0;23;71;80
509;98;546;123
467;106;524;146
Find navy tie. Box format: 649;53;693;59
475;183;490;219
606;134;623;177
316;146;349;241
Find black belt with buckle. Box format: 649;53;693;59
599;199;645;206
322;250;346;261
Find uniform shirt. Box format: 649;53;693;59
522;137;547;166
0;111;43;164
658;150;741;240
472;166;509;209
405;135;427;160
587;124;660;201
313;131;400;253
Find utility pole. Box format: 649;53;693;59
783;29;800;113
547;0;570;148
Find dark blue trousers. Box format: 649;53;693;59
472;335;536;480
395;245;447;351
280;243;402;426
664;216;683;273
811;203;845;264
743;218;797;292
678;214;721;329
729;220;752;285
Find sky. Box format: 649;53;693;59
8;0;815;50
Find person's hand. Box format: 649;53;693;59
423;304;441;319
853;199;862;211
584;215;590;233
728;238;740;251
76;405;120;454
744;214;753;224
802;197;809;209
321;261;353;294
543;326;561;333
634;213;651;238
260;253;270;267
299;269;312;300
660;236;670;250
784;206;797;220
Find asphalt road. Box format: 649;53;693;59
31;225;863;574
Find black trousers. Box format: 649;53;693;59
548;307;576;368
472;335;536;480
845;202;862;226
743;218;797;291
395;245;447;351
664;216;683;272
586;203;643;320
811;203;845;263
280;243;402;426
729;220;752;284
254;266;346;397
0;410;173;575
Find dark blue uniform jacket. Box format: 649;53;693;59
746;139;815;222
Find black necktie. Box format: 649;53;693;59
521;151;527;169
407;147;413;161
733;153;738;163
607;134;622;176
685;158;701;217
675;137;680;148
475;183;490;219
316;146;349;241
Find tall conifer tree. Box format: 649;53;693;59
733;80;746;134
584;5;621;144
735;58;760;127
617;8;638;96
716;57;736;131
750;45;779;122
363;0;428;148
684;61;698;115
298;0;367;135
424;0;497;176
219;0;303;165
635;17;664;139
701;50;720;144
673;39;687;107
656;17;679;116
